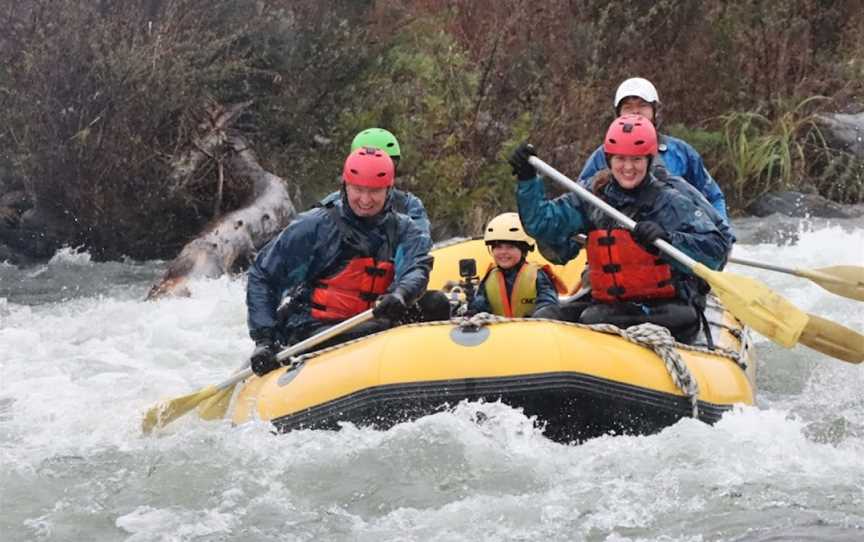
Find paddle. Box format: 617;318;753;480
142;308;376;434
528;155;864;363
196;364;247;421
728;257;864;302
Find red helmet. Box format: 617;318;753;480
603;114;658;156
342;147;395;188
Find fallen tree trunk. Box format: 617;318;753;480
146;105;296;299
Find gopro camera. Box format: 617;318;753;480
459;258;477;279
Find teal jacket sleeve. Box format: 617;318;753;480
516;178;588;264
651;190;730;273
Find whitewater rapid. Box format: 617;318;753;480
1;218;863;541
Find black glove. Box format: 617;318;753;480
632;221;669;250
508;142;537;181
374;291;407;321
250;339;282;377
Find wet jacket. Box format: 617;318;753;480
318;188;430;236
247;193;433;341
517;171;732;303
469;262;559;316
578;135;729;221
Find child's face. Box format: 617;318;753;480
490;242;524;270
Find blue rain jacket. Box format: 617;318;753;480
578;135;729;221
247;193;433;340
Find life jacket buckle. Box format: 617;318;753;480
359;292;379;302
365;266;388;277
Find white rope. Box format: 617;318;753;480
611;322;700;417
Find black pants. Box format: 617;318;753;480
534;298;701;343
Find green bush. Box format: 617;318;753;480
316;18;528;239
715;96;834;208
3;0;864;261
2;0;262;258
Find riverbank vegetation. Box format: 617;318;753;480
1;0;862;259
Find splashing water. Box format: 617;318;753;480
1;218;863;541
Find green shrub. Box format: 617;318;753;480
319;18;528;239
1;0;375;258
716;96;835;208
2;0;262;258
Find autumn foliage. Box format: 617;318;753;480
1;0;862;258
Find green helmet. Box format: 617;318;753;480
350;128;401;159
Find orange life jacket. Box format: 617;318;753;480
309;203;399;321
310;258;395;320
586;228;676;303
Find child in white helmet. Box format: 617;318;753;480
468;212;563;317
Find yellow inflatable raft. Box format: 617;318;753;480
230;239;754;443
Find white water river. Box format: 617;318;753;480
1;216;863;541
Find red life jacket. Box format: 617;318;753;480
586;228;676;303
310;258;395;320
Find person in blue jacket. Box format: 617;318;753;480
510;115;732;342
246;147;433;376
317;128;430;235
468;212;561;317
579;77;730;222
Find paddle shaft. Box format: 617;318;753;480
213;308;377;391
528;156;699;269
728;257;798;276
729;258;862;289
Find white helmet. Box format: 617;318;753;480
484;212;535;251
613;77;660;109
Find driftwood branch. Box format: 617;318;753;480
146;102;296;299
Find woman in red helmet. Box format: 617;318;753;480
510;115;731;342
246;147;433;376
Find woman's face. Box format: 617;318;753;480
610;155;649;190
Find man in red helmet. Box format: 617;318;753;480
246;147;433;376
510;116;731;342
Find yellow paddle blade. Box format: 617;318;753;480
799;313;864;363
800;266;864;302
693;263;808;348
142;385;219;434
196;384;236;421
